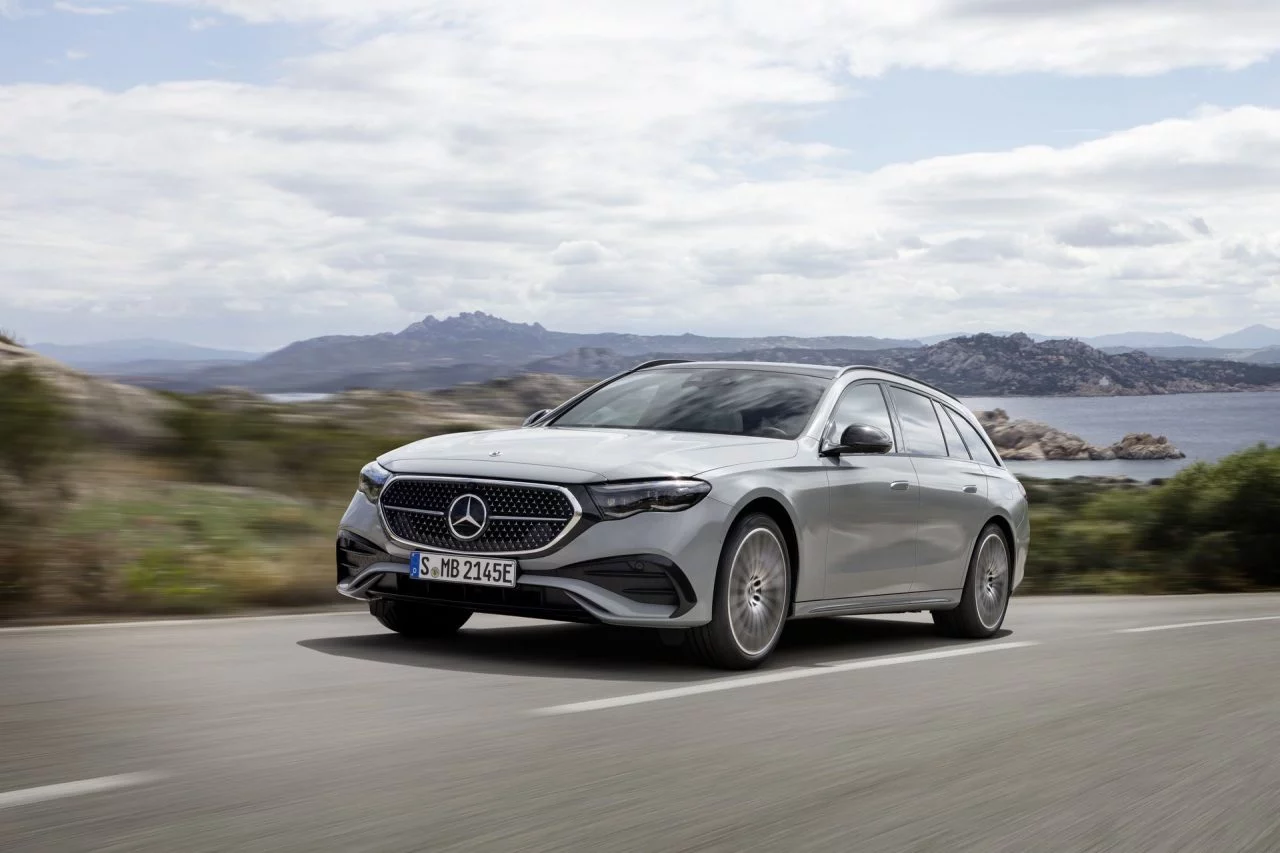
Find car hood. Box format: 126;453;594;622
378;426;796;483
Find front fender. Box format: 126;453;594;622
705;461;830;606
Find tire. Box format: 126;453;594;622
932;523;1011;639
688;513;792;670
369;599;472;638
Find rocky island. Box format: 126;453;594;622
975;409;1185;461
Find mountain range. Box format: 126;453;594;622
50;317;1280;380
919;324;1280;351
99;313;1280;397
112;312;920;391
31;338;262;371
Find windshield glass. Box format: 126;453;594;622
549;368;829;439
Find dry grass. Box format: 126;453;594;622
11;472;346;618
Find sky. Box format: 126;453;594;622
2;0;1280;349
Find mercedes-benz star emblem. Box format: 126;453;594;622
447;493;489;541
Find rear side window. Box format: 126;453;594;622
933;400;972;460
889;387;947;457
829;382;896;450
946;407;1001;467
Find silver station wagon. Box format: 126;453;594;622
337;361;1029;669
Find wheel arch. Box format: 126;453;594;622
733;496;801;612
984;513;1016;569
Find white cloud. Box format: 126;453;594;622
1050;215;1191;248
188;15;219;30
550;241;612;266
65;50;90;61
2;2;1280;346
53;2;125;14
142;0;1280;76
0;0;25;20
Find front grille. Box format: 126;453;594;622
380;477;577;554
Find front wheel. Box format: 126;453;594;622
688;513;791;670
932;523;1011;638
370;599;472;638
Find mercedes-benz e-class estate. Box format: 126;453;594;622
336;361;1029;669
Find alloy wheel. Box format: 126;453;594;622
974;532;1010;631
726;527;789;656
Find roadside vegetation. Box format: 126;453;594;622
0;360;1276;619
0;365;473;618
1021;444;1280;594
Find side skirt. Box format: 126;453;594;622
790;589;963;619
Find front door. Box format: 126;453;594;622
822;381;920;599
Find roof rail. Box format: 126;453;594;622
837;364;958;402
631;358;693;371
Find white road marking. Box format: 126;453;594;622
0;610;365;634
1117;615;1280;634
0;772;166;810
533;641;1040;715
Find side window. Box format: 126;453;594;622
946;407;1001;467
933;400;972;460
829;382;895;450
889;387;948;457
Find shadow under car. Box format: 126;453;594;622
297;615;1012;681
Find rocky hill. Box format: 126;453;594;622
511;334;1280;397
0;341;177;446
128;312;919;392
123;330;1280;397
869;334;1280;395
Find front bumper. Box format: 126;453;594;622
335;490;728;628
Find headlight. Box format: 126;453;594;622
587;479;711;520
358;461;392;503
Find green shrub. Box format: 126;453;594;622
1022;445;1280;594
122;546;227;614
0;365;73;482
156;397;424;500
0;498;38;613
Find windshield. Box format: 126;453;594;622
549;367;829;439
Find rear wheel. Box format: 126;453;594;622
932;523;1010;638
689;513;791;670
370;599;472;638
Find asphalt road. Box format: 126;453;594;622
3;595;1280;853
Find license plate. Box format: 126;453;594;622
409;552;517;588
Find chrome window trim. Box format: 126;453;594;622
377;474;584;557
937;400;1007;470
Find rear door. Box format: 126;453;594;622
886;386;989;594
821;381;921;600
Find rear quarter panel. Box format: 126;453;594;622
983;466;1030;591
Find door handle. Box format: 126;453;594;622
962;485;979;494
890;481;910;491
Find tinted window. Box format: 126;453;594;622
829;382;895;450
934;400;972;460
551;368;828;439
890;387;948;456
946;407;1001;467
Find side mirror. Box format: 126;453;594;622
522;409;551;427
822;423;893;456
